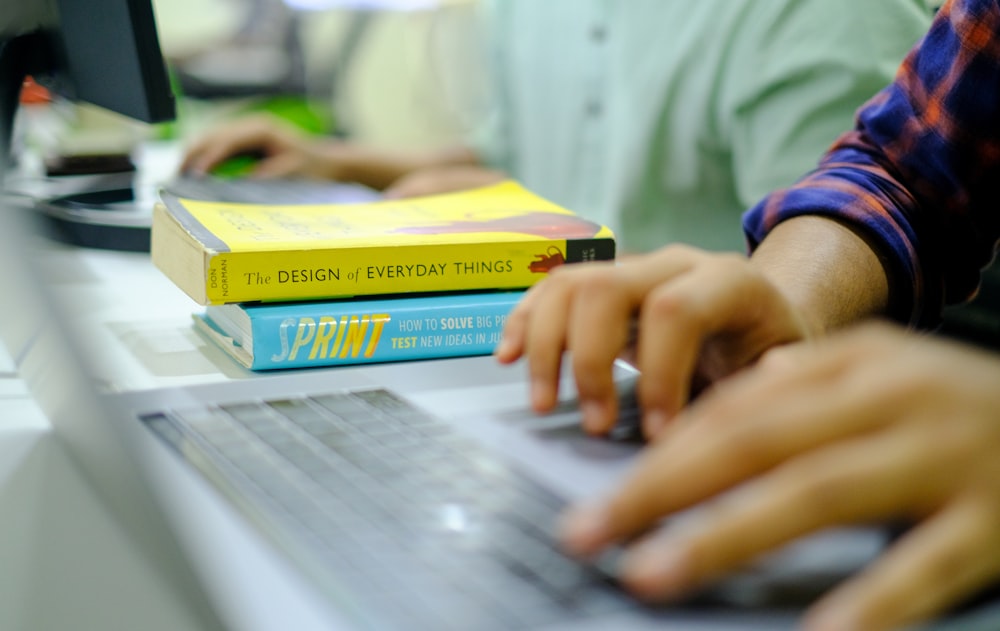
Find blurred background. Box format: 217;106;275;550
11;0;491;168
152;0;489;148
17;0;997;351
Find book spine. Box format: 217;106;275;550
225;293;522;370
201;238;614;304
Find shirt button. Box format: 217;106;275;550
590;25;607;42
585;100;603;117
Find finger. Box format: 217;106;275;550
562;247;701;433
521;269;577;412
502;247;739;415
532;251;696;416
565;270;638;434
179;124;252;173
178;136;214;174
182;115;293;174
383;173;439;199
616;425;932;600
560;349;895;557
632;276;704;437
383;181;427;199
495;281;549;364
504;246;693;352
249;152;302;179
182;129;273;176
674;323;893;435
753;341;808;374
804;494;1000;631
633;253;804;437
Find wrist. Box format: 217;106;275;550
749;215;890;334
314;140;359;182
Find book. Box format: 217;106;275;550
194;291;524;371
152;181;615;305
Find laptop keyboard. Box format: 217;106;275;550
142;388;633;630
162;175;381;205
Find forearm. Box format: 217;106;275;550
749;215;889;335
318;143;483;190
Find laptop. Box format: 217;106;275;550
160;174;382;206
3;205;997;631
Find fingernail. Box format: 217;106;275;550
493;337;510;357
622;541;691;599
581;400;608;433
560;503;609;556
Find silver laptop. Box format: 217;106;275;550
3;205;997;631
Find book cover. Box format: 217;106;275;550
152;181;615;305
194;291;525;371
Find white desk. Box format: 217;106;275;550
36;242;252;392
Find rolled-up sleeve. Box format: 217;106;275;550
743;0;1000;328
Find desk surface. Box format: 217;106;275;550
38;242;250;392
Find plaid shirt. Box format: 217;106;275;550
743;0;1000;327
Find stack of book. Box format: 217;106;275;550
151;181;616;370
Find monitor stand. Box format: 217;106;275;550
35;177;153;252
1;30;154;253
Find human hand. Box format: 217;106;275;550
560;322;1000;631
180;114;346;180
384;164;508;199
495;245;817;438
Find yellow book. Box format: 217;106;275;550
152;181;616;305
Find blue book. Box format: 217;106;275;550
194;291;524;371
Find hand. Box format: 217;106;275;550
495;245;817;438
180;114;347;180
384;165;508;199
560;322;1000;631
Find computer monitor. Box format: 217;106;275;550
0;0;176;250
1;0;175;165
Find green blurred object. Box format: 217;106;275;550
150;58;335;177
207;96;335;178
251;95;333;136
209;153;261;178
151;57;335;144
